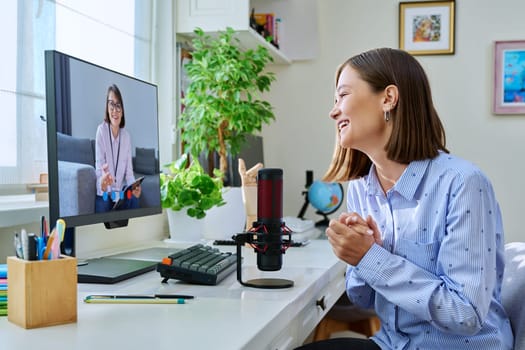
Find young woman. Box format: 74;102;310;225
95;84;141;212
298;48;513;349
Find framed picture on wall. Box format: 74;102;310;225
493;40;525;115
399;1;455;55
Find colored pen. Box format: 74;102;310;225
43;230;55;260
40;216;45;240
86;294;194;300
36;236;45;260
84;295;187;304
43;216;48;243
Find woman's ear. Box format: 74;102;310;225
383;85;399;110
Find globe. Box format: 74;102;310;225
308;180;344;214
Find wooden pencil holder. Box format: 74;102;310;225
7;255;77;329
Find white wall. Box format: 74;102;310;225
261;0;525;243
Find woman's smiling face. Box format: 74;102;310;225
329;65;390;155
107;90;122;129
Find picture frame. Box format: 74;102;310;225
399;1;455;55
493;40;525;115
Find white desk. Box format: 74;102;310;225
1;239;346;350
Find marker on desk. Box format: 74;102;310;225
27;233;38;260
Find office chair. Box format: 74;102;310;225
501;242;525;350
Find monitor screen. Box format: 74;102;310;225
45;50;161;240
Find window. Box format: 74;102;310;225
0;0;154;186
0;1;19;175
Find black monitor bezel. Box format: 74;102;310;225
45;50;162;229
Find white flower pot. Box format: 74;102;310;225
166;208;205;243
204;187;247;240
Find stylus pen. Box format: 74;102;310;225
84;296;186;304
86;294;194;300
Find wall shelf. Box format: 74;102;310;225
177;27;291;65
176;0;318;65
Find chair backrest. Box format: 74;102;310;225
501;242;525;350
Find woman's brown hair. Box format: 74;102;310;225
323;48;448;182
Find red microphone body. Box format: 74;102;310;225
255;168;284;271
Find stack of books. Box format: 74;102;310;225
0;264;7;316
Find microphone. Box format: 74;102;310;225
255;168;285;271
233;168;294;288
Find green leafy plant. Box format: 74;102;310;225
179;27;276;177
160;154;225;219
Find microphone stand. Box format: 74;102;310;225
233;228;294;289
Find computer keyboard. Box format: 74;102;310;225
156;244;237;285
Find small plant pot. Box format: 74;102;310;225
203;187;246;240
166;208;205;243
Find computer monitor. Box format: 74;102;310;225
45;50;161;256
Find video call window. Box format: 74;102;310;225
46;50;161;229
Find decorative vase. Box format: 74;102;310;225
166;208;205;243
203;187;247;240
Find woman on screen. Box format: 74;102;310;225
95;84;141;212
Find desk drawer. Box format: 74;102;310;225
294;265;345;345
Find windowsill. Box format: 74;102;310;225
0;194;48;227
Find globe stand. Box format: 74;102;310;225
233;231;294;289
297;170;313;220
314;211;330;228
297;175;344;226
297;194;310;221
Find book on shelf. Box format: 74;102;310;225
250;10;280;48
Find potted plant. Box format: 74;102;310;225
176;27;277;239
160;154;225;241
178;27;276;178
